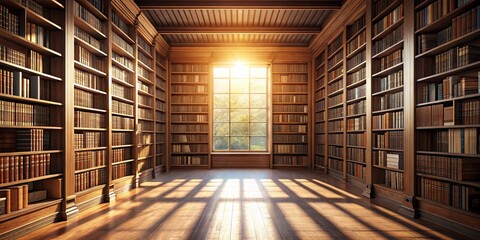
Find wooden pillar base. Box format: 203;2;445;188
106;185;116;202
399;195;418;218
362;184;373;198
63;197;79;220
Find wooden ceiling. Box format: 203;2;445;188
136;0;342;47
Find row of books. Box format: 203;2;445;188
273;124;307;133
347;147;365;163
74;26;102;52
171;74;207;83
315;100;325;113
74;110;105;129
0;4;19;35
112;83;132;100
272;85;308;93
373;131;404;149
171;155;208;166
112;115;134;130
374;91;404;110
378;48;403;71
347;50;365;71
171;95;207;103
434;46;479;74
328;145;344;158
328;107;343;119
138;95;153;107
171;114;208;122
156;112;166;122
347;116;366;131
75;168;106;192
75;45;104;72
451;6;480;39
75;150;106;170
328;65;343;80
85;0;105;14
138;53;153;70
460;99;480;125
138;66;152;80
347;162;366;180
328;158;343;171
138;158;154;172
172;124;209;132
138;108;153;120
383;170;404;190
16;129;48;151
112;148;132;163
328;133;343;145
347;84;366;100
417;155;480;180
315;133;325;144
111;11;129;35
273;105;307;113
373;4;403;36
417;26;452;54
29;50;43;72
273;114;308;123
347;100;366;115
416;104;454;127
75;68;103;91
417;128;478;154
171;64;208;73
419;76;479;103
172;144;208;153
171;85;207;93
137;37;152;55
112;32;134;55
0;154;51;184
328;78;343;93
112;52;133;70
74;132;105;149
373;150;403;169
137;133;153;143
74;88;102;109
273;144;308;154
74;1;103;33
0;71;42;99
138;146;153;158
138;120;154;131
373;25;403;55
328;50;343;69
273;156;308;165
418;177;480;212
273;94;308;103
273;74;308;83
347;132;366;146
112;163;132;179
416;0;470;29
0;44;26;67
327;35;343;56
26;22;49;48
0;101;49;126
374;70;403;93
112;100;133;116
347;67;366;86
172;134;208;142
347;31;366;55
327;120;344;131
328;93;343;107
373;111;404;129
272;64;308;73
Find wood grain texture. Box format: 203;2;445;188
18;169;468;240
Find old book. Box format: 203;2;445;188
0;189;11;214
38;178;62;198
22;184;28;208
28;190;47;203
8;186;23;211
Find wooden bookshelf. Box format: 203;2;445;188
345;13;367;186
313;51;326;170
136;24;156;183
0;0;65;237
169;63;210;168
271;63;310;167
326;33;346;179
370;0;405;197
413;0;480;229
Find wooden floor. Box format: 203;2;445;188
20;169;467;240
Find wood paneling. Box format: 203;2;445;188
211;154;270;168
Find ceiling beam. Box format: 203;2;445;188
136;0;342;10
156;27;321;34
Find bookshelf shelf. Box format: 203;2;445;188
74;61;106;77
0;198;62;223
112;77;134;88
0;126;63;130
74;146;108;152
0;60;62;81
74;37;106;57
372;0;402;22
0;28;62;57
74;84;107;95
416;151;480;158
372;107;404;114
347;26;367;43
74;165;107;174
373;165;404;173
0;174;63;188
112;42;134;59
346;79;366;89
417;61;480;82
346;61;366;74
74;106;107;113
112;159;135;166
372;85;404;96
0;94;62;106
416;173;480;188
415;29;480;58
74;16;106;40
372;17;404;42
112;59;134;73
372;62;403;77
372;40;404;59
74;127;108;131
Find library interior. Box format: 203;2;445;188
0;0;480;239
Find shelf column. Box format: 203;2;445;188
363;0;373;198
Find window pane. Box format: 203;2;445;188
214;109;229;122
230;137;249;150
230;94;249;108
250;137;267;151
214;94;229;108
230;78;249;93
250;94;266;108
250;123;266;136
214;67;229;78
230;123;248;136
214;137;229;150
250;78;266;93
214;78;229;93
250;109;266;122
231;65;249;78
214;123;229;136
230;109;249;122
250;67;267;78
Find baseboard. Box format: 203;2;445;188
418;210;480;240
0;212;60;240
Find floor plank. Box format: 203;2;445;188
19;169;470;240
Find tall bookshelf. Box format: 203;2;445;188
271;63;309;167
326;33;346;178
155;50;168;173
0;0;65;235
414;0;480;228
313;51;326;170
136;33;155;182
345;14;367;186
370;0;405;198
72;0;108;201
109;4;135;186
170;63;210;168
